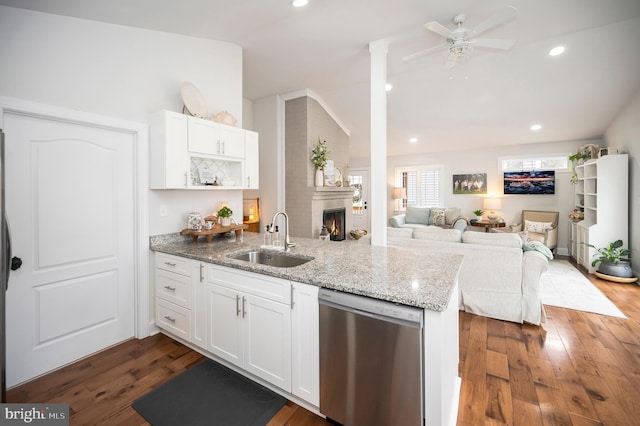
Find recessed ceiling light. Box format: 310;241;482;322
409;137;418;143
530;124;542;131
292;0;308;7
385;83;393;91
549;46;565;56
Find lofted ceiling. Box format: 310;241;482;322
1;0;639;159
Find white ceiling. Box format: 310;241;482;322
2;0;640;158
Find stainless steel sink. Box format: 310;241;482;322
228;249;313;268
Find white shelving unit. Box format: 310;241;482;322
571;154;628;273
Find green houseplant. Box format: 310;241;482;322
217;206;233;227
569;151;592;184
584;239;634;278
311;138;331;187
472;209;484;223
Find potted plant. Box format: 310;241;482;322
471;209;484;223
311;138;330;187
217;206;233;227
584;239;634;278
568;151;591;165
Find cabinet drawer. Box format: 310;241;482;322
155;252;191;275
156;299;191;341
208;264;291;305
155;269;192;308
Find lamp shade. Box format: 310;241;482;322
392;187;407;200
483;197;502;211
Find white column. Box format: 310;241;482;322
369;39;388;247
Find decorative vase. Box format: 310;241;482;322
220;217;231;227
598;260;633;278
315;168;324;187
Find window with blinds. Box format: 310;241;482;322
397;166;443;208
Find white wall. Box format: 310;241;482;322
249;95;284;228
604;88;640;275
355;139;602;254
0;6;245;235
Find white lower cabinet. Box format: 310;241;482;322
154;255;319;407
154;253;193;342
191;261;207;350
207;265;292;392
291;282;320;406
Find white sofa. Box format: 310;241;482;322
388;226;550;325
389;206;468;233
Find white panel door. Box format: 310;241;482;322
4;112;135;387
350;168;369;231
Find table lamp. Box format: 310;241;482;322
392;187;407;211
483;197;502;222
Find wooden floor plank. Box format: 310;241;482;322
6;257;639;426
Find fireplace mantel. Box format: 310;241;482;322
314;187;353;193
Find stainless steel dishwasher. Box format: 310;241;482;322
318;288;424;426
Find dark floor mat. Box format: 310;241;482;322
132;359;286;426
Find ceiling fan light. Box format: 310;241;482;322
549;46;565;56
291;0;308;7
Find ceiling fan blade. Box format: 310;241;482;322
423;21;455;39
470;38;516;50
470;5;518;37
402;43;448;62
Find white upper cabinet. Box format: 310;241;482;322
188;118;245;159
244;130;259;189
149;110;189;189
150;110;258;189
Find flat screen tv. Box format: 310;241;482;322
503;170;555;195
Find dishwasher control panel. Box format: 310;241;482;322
318;288;423;325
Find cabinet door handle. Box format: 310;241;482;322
164;261;176;267
199;264;204;282
217;140;221;154
164;315;176;323
242;296;247;318
247;176;250;188
236;295;241;316
164;285;176;291
290;286;295;310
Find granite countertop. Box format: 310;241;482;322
150;232;462;312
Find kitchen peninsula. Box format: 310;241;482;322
150;232;462;425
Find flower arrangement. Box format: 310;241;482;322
568;209;584;222
311;138;330;169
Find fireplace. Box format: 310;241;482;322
323;208;346;241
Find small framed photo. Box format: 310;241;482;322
453;173;487;194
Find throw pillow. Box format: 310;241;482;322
524;220;553;234
431;208;446;226
405;206;430;225
523;240;554;259
444;208;461;225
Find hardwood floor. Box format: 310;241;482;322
7;258;640;425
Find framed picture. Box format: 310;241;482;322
453;173;487;194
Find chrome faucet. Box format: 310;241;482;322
269;210;295;251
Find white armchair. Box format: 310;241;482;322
511;210;559;251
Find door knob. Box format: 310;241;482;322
11;256;22;271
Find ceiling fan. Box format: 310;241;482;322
402;6;518;67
